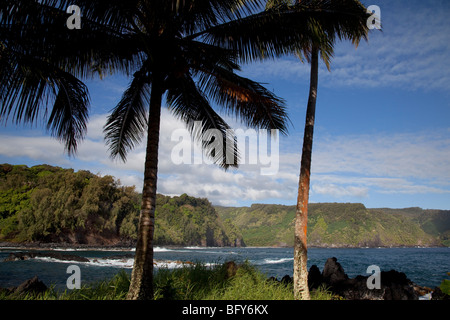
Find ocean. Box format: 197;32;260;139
0;246;449;292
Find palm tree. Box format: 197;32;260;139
100;0;370;300
99;1;295;299
0;0;281;301
266;0;369;300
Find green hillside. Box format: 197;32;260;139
1;163;447;248
215;203;448;247
153;193;244;247
372;207;450;247
0;164;243;247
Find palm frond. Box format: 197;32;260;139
299;0;369;43
0;47;90;155
199;67;290;135
169;0;264;33
197;0;369;62
104;68;150;162
196;8;303;62
47;72;90;155
178;38;289;134
166;74;239;169
181;39;241;76
38;0;138;32
1;0;147;155
1;0;142;79
0;53;51;125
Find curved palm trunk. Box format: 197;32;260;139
127;79;163;300
294;46;319;300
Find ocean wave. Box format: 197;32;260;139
52;247;136;252
262;258;294;264
33;257;89;265
86;257;135;268
154;247;221;253
154;247;174;252
34;255;202;269
184;246;224;250
84;257;198;269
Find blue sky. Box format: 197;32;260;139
1;0;449;209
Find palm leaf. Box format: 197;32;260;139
166;74;239;168
46;72;90;155
104;67;150;162
0;47;90;155
179;38;289;134
1;0;143;155
198;65;289;134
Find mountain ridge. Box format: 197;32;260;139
215;203;450;247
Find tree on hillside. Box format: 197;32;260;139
266;0;370;300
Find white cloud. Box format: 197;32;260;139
1;111;449;204
311;132;450;183
312;184;369;198
305;130;450;198
0;135;68;164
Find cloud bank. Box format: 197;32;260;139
1;109;449;207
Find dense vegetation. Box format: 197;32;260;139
0;164;139;244
216;203;450;247
0;164;242;246
0;262;337;300
153;193;243;247
1;163;448;247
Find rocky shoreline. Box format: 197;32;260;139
3;257;448;300
3;251;91;263
1;249;449;300
269;257;449;300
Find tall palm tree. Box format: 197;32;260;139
99;0;296;299
1;0;290;299
266;0;369;300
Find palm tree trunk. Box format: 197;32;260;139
127;79;163;300
294;46;319;300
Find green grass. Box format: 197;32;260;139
440;279;450;295
0;262;335;300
